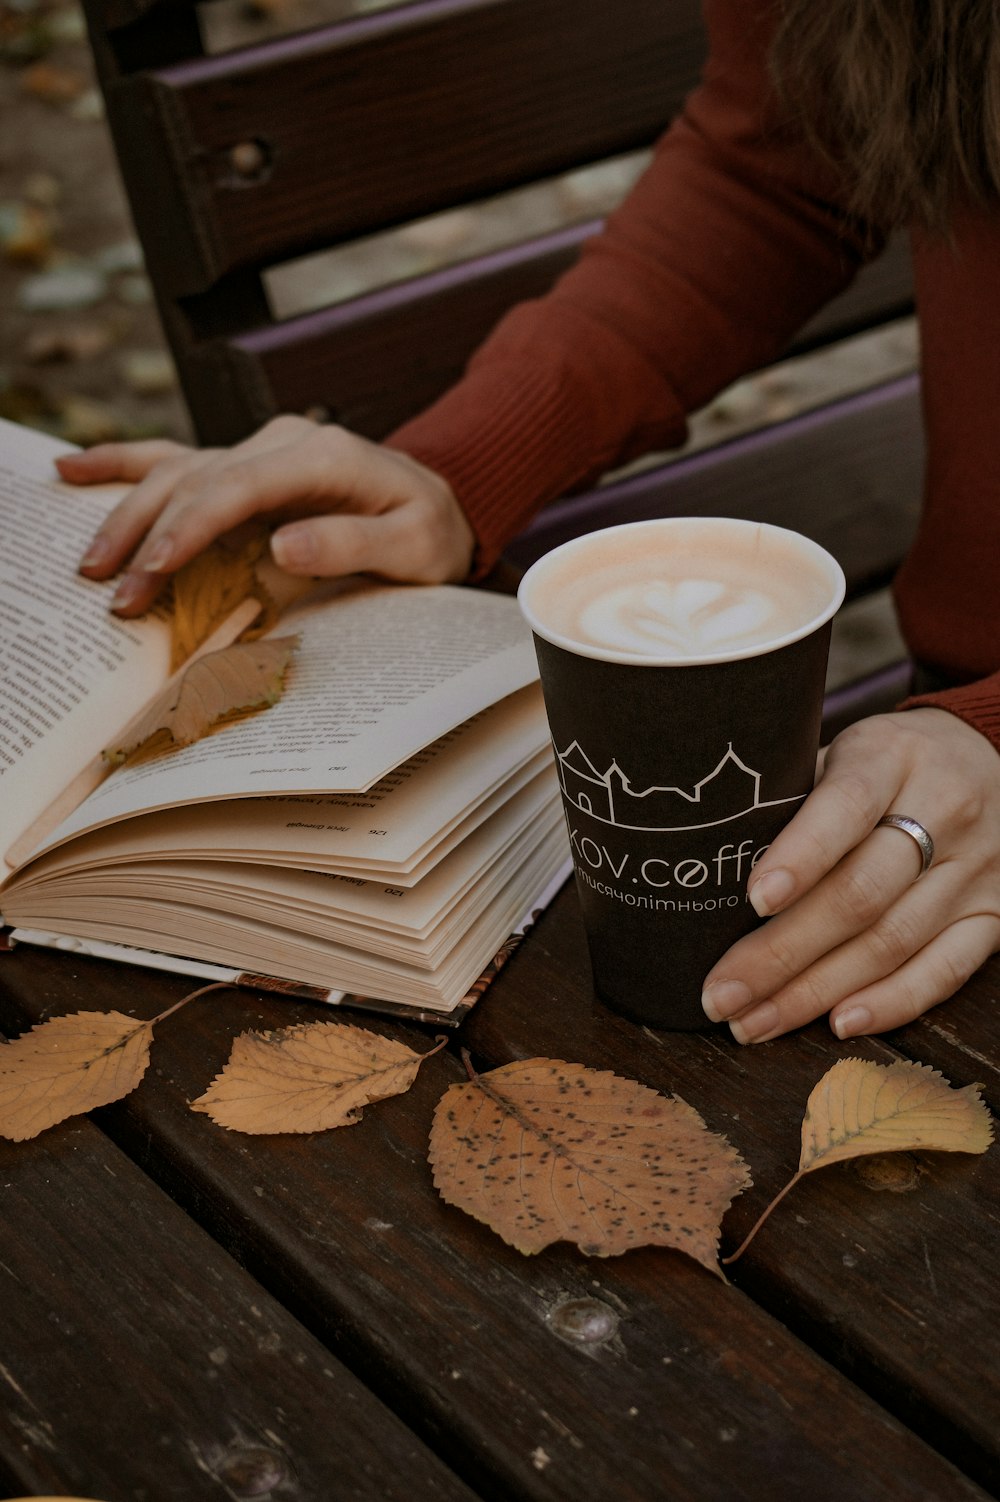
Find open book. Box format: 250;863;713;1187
0;419;569;1022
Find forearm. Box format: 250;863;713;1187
388;0;888;572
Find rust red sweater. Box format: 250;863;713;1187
388;0;1000;748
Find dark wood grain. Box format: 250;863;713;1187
461;892;1000;1495
886;966;1000;1112
0;945;989;1502
100;0;706;298
0;1098;476;1501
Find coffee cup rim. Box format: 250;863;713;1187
517;517;847;666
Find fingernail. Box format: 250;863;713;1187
730;1003;779;1045
833;1005;873;1040
272;525;314;570
111;573;143;611
702;978;752;1022
748;868;795;918
80;535;111;570
141;537;174;572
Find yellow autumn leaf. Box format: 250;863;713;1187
799;1057;993;1172
191;1022;441;1133
725;1057;993;1264
104;635;297;765
0;1011;154;1141
170;522;277;672
429;1057;751;1269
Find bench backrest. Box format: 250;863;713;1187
82;0;922;730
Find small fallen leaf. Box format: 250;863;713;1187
0;1011;154;1141
725;1058;994;1263
121;349;176;396
0;200;53;265
169;523;276;671
191;1021;441;1132
0;983;229;1142
17;260;108;313
799;1057;993;1171
429;1056;751;1268
20;60;88;103
23;321;114;365
104;635;297;764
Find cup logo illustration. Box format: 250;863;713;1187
557;740;805;832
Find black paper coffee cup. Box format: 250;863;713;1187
518;518;845;1030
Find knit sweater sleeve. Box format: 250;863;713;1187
386;0;885;574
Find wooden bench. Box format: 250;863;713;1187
3;2;998;1499
83;0;920;731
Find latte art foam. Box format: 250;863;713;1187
578;577;780;656
520;518;843;664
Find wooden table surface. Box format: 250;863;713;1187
1;883;997;1502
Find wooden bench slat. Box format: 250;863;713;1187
0;1103;476;1501
181;231;912;446
508;373;924;592
0;947;989;1502
97;0;706;297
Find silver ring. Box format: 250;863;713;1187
877;814;935;876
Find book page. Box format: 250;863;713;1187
8;686;550;884
24;579;540;858
0;419;173;878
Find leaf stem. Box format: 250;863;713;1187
460;1046;478;1082
152;981;238;1027
721;1170;804;1266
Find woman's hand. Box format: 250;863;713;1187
63;415;475;615
701;707;1000;1042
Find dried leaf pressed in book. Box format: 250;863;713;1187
170;523;277;671
724;1057;993;1264
429;1057;751;1268
104;635;298;765
798;1056;993;1173
191;1021;436;1133
0;1011;154;1141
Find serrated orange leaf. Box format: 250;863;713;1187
799;1057;993;1172
429;1057;751;1269
170;523;276;672
724;1057;993;1264
191;1021;436;1133
0;1011;154;1141
104;635;297;764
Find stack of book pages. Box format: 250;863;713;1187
0;419;568;1021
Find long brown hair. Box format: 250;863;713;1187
771;0;1000;231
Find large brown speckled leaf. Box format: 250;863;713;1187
429;1056;751;1270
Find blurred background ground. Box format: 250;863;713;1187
1;0;913;679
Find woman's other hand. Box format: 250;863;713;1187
64;415;475;615
701;707;1000;1042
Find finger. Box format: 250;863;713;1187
81;455;212;581
702;821;945;1021
745;726;902;918
107;569;167;617
829;913;1000;1038
720;859;973;1043
271;498;462;584
123;433;348;579
57;440;190;485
